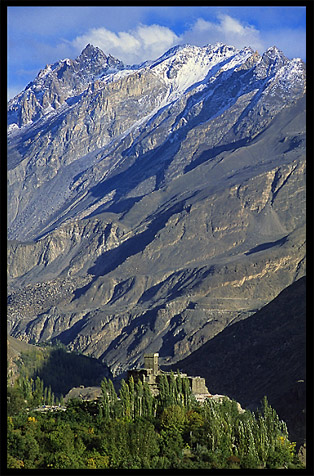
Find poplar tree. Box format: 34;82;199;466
142;381;155;418
100;378;111;420
32;376;44;406
135;380;144;418
128;376;135;419
119;379;131;420
169;371;177;405
175;372;184;406
108;379;118;418
182;377;192;409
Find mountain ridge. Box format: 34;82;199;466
8;42;304;135
8;43;305;242
8;42;306;378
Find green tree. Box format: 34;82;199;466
108;379;118;417
135;380;144;418
100;378;110;420
128;375;135;419
168;371;177;404
142;381;156;418
119;379;132;420
7;386;27;416
44;421;85;469
100;377;118;419
32;376;44;407
160;404;186;433
156;373;171;411
182;376;192;409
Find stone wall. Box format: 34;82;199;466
189;376;209;395
127;354;209;396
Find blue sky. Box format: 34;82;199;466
7;6;306;100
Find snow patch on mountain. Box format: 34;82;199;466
150;43;244;101
8;42;305;136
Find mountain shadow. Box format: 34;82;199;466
245;235;288;255
15;343;111;397
165;276;306;446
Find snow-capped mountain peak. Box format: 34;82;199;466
149;43;255;102
7;40;306;378
78;43;106;60
7;42;305;137
7;44;125;129
76;43;124;73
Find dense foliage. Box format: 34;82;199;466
7;373;303;469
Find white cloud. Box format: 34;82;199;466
180;15;306;60
7;10;306;101
181;15;264;53
71;24;179;65
61;14;307;67
70;15;268;66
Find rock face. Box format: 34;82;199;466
8;44;124;129
166;277;306;446
7;43;306;378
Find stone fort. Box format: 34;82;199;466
127;353;211;399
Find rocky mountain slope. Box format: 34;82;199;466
166;276;306;446
8;43;306;377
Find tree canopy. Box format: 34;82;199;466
7;372;303;469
